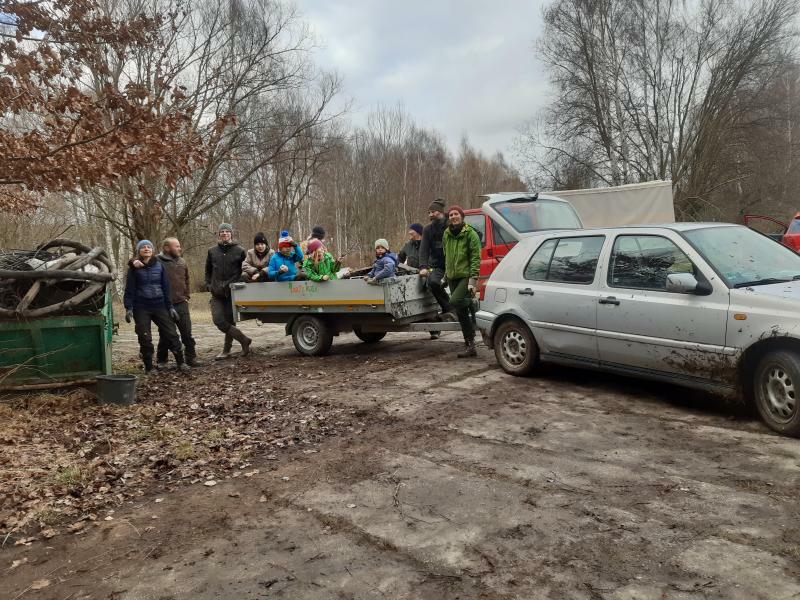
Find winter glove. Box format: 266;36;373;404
170;308;180;322
468;278;477;295
125;309;133;324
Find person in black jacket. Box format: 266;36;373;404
419;199;450;340
205;223;251;360
124;240;184;372
398;223;423;269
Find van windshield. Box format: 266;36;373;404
493;199;582;233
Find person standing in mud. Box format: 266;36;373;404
419;199;450;340
205;223;251;360
124;240;185;372
443;205;481;358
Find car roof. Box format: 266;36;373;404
510;222;741;244
479;192;574;205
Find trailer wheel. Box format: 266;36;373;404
292;316;333;356
353;327;387;344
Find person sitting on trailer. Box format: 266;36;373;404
241;232;274;282
302;239;338;282
365;239;398;284
268;231;306;282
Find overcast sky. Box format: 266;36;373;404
295;0;549;161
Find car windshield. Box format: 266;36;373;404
683;226;800;288
493;199;582;233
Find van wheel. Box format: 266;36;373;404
493;320;539;376
754;350;800;437
353;327;386;344
292;316;333;356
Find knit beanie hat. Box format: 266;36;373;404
311;226;326;240
307;238;323;254
374;238;389;251
254;232;268;246
429;198;446;213
448;205;465;219
136;240;154;253
218;223;233;233
278;230;294;249
409;223;423;235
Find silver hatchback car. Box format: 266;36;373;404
476;223;800;436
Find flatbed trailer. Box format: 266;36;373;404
231;275;461;356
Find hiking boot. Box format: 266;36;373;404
457;340;478;358
214;332;234;360
186;356;201;368
175;362;190;374
156;361;169;370
229;326;252;357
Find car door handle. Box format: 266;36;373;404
518;288;535;296
598;296;620;306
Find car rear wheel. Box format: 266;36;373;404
754;350;800;437
353;327;386;344
292;316;333;356
493;320;539;376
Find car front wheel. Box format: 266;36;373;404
754;350;800;437
493;320;539;376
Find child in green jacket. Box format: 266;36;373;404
303;239;339;281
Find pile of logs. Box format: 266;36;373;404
0;239;116;319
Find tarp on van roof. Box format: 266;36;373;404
548;180;674;228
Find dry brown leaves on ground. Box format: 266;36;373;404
0;362;356;544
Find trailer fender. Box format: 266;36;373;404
285;315;299;337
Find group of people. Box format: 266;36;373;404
123;198;482;372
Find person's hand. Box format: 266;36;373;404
279;265;289;273
132;259;144;268
251;273;260;281
419;268;429;277
125;309;133;324
468;277;477;295
322;275;330;281
291;241;298;247
170;308;180;322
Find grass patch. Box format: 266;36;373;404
55;465;87;486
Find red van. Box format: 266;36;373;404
464;193;584;299
744;213;800;252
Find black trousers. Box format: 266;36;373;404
157;301;195;362
210;295;235;334
134;306;181;361
427;267;450;313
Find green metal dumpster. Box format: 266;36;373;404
0;292;113;390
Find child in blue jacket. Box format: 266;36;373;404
268;231;305;282
366;239;399;284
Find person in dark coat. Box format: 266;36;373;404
156;237;197;368
205;223;251;360
124;240;184;372
418;199;450;339
398;223;423;269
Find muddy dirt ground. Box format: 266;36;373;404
5;317;800;600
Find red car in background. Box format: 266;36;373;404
744;213;800;252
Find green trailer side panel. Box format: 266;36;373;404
0;310;113;386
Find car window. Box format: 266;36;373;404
524;239;557;281
465;214;486;247
490;218;516;249
609;235;694;290
788;219;800;234
524;236;605;284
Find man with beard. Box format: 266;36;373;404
418;199;449;340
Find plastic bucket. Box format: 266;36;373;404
95;374;137;405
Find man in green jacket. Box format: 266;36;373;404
443;205;481;358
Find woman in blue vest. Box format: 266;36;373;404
123;240;185;372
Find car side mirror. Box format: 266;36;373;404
666;273;711;295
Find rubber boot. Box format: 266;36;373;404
174;350;189;373
228;326;252;357
457;339;478;358
143;355;154;373
214;332;234;360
